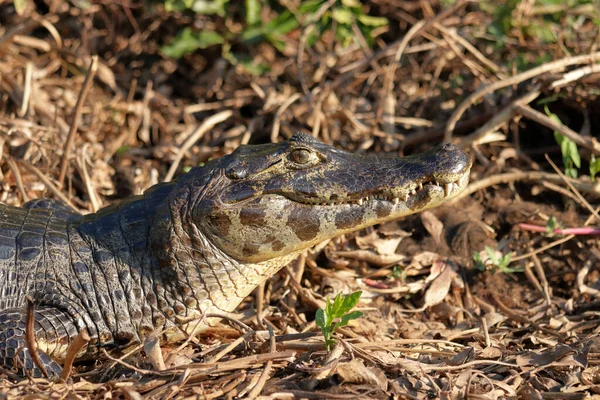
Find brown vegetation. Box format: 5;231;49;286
1;0;600;398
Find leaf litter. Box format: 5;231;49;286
1;0;600;398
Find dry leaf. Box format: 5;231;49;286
335;358;388;391
480;347;503;359
449;347;475;365
422;261;457;308
333;249;405;266
143;333;166;371
421;211;444;245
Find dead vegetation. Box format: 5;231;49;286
1;0;600;398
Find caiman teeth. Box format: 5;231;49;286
296;176;466;206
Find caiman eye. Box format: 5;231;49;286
289;148;317;165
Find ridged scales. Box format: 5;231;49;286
0;133;472;378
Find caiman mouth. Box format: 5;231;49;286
286;170;470;207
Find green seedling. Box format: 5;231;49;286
545;216;563;236
473;246;522;274
545;106;580;178
315;291;363;351
590;155;600;181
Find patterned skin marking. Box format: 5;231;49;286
286;208;320;241
201;134;472;264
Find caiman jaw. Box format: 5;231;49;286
290;172;470;206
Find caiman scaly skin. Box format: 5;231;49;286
0;133;471;377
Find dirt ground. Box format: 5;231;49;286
1;0;600;398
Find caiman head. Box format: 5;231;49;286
189;133;471;263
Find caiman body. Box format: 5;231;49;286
0;133;471;377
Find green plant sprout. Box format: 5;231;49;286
545;106;580;178
160;0;388;74
315;291;363;351
473;246;522;274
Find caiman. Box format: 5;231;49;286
0;132;471;377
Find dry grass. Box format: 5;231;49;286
1;0;600;398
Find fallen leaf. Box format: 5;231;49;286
333;249;405;266
335;358;388;391
422;261;457;308
480;347;503;359
143;333;166;371
421;211;444;245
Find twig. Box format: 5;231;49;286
164;110;233;182
270;93;302;142
517;105;600;154
510;234;574;262
59;329;90;382
445;51;600;141
19;62;32;117
18;161;76;210
75;144;101;212
519;223;600;235
105;80;153;161
101;348;155;375
459;89;541;147
545;154;600;223
24;296;49;379
205;332;253;363
531;253;551;305
5;156;29;203
489;292;564;339
421;359;517;372
247;328;276;399
58;55;98;188
453;171;600;201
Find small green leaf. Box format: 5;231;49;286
590;155;600;181
161;28;224;59
473;251;486;271
191;0;228;16
264;10;299;36
357;14;388;27
545;216;560;235
568;140;581;168
115;146;131;155
245;0;261;26
299;0;323;13
163;0;195;12
565;167;578;178
341;0;362;7
335;291;362;318
546;105;579;178
485;246;498;264
315;308;327;329
14;0;27;15
333;310;363;331
498;253;512;269
332;7;354;25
